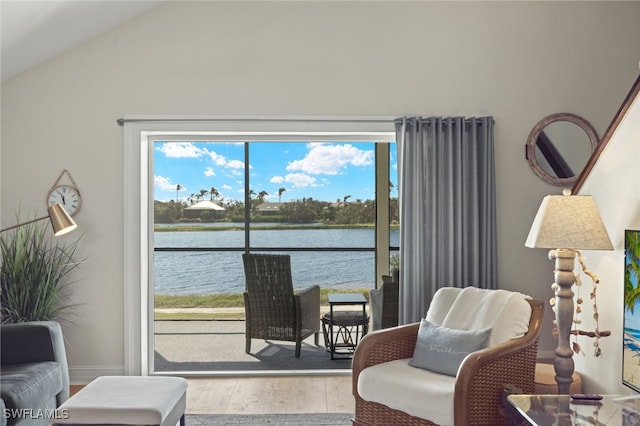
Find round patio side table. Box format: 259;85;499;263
321;310;369;359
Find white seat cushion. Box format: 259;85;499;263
358;358;456;426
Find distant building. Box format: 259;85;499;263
183;200;226;220
256;202;283;216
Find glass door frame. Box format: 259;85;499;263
122;116;395;376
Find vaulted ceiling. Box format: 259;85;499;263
1;0;165;82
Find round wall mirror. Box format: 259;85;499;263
526;112;599;187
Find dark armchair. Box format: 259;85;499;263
242;254;321;358
0;321;70;426
369;274;399;331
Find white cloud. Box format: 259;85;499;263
204;167;215;177
208;151;228;166
270;176;284;183
155;175;185;192
285;173;318;188
158;143;245;176
157;142;206;158
206;151;245;169
227;159;245;169
286;143;373;175
222;184;232;190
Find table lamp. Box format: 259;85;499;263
525;189;613;394
0;204;77;236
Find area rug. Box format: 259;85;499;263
185;413;353;425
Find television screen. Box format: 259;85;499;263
624;229;640;392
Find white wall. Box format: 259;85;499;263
2;1;639;383
574;87;640;395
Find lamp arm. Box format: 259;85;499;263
0;215;49;233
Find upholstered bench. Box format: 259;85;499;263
52;376;187;426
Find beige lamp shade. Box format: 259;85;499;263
525;192;613;250
48;204;78;236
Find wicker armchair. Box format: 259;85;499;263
242;253;320;358
352;295;543;426
369;275;399;331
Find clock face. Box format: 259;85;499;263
47;185;81;216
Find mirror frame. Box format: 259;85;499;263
526;112;599;187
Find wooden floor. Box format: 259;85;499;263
186;376;354;414
71;375;355;415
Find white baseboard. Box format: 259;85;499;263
69;365;125;384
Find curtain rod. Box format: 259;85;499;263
395;117;493;125
117;115;491;127
116;116;398;126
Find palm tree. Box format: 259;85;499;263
626;231;640;313
175;184;183;202
278;187;286;202
343;195;351;203
199;189;209;201
247;189;257;215
258;190;268;203
210;187;219;201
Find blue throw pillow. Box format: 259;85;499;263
409;320;491;376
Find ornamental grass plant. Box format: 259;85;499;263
0;214;83;324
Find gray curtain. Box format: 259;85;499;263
396;116;496;324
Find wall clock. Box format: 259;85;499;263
46;170;82;217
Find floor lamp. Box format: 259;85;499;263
525;190;613;394
0;204;77;236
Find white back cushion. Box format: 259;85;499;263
425;287;463;325
441;287;532;346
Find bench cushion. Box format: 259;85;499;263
55;376;187;426
0;362;62;412
358;358;456;425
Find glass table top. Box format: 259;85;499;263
507;394;640;426
327;293;367;304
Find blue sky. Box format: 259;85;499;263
154;142;397;204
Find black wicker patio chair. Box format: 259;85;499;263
242;253;321;358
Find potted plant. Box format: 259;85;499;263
0;213;83;324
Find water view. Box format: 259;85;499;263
154;226;399;295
